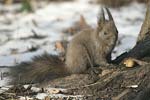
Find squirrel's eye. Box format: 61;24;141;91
104;32;107;35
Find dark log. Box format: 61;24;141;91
113;0;150;64
112;33;150;64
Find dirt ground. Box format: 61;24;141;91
0;53;150;100
44;57;150;100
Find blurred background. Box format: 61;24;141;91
0;0;147;85
0;0;147;9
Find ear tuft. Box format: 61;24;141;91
97;7;105;28
105;7;114;22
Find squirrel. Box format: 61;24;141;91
10;7;118;84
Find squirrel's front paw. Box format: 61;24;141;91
106;64;117;69
89;67;102;75
86;67;102;83
100;62;117;69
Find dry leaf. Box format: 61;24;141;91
45;96;50;100
10;48;18;55
55;41;65;53
47;88;60;94
101;69;113;76
78;15;88;27
63;15;91;35
4;0;13;5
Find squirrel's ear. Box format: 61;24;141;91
105;7;118;33
97;8;105;29
105;8;114;22
105;7;115;25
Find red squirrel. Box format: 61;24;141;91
11;8;118;84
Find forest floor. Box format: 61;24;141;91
0;0;148;99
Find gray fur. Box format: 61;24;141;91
65;8;118;73
11;7;118;84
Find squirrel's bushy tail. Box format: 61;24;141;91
10;54;69;84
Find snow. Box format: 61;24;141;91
36;93;84;100
0;68;11;87
0;0;146;86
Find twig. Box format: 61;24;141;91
0;96;5;100
1;72;3;80
112;89;131;100
3;92;16;96
67;71;122;90
132;58;148;66
0;66;14;68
